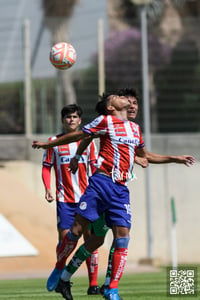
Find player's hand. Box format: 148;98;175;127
32;141;49;149
135;156;149;168
45;189;54;202
68;157;79;174
176;155;195;166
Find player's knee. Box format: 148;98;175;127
67;230;80;241
114;237;130;248
60;229;70;240
73;214;89;236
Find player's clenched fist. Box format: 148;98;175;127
68;157;79;174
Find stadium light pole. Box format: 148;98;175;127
98;18;105;95
23;18;32;137
140;2;154;260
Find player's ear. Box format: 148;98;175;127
78;118;81;126
107;105;114;113
106;94;115;113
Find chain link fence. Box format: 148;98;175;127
0;0;200;134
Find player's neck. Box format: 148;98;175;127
64;128;79;134
112;110;128;121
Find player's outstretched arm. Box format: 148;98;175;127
77;136;93;156
32;130;89;149
146;152;195;166
135;146;149;167
69;136;93;174
135;156;149;168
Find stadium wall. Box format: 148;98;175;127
0;133;199;266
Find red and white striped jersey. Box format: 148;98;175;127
42;134;97;203
82;115;144;185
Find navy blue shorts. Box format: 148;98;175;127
56;202;78;230
76;173;131;229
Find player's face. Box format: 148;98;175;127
127;96;138;121
62;112;81;132
108;95;130;111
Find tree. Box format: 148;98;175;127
108;0;188;29
42;0;78;104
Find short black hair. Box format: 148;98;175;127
95;92;113;116
95;88;140;115
61;104;83;119
117;87;140;101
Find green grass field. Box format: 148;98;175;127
0;269;199;300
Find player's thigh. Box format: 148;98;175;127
83;227;91;240
72;213;90;236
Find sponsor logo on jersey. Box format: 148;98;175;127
118;137;139;145
114;124;126;136
58;145;70;154
110;167;137;183
60;157;71;164
60;155;85;164
133;130;139;137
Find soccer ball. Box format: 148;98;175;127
49;42;77;70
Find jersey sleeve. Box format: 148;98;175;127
42;137;54;189
42;165;51;190
82;115;107;136
137;126;145;148
42;138;55;167
89;140;98;174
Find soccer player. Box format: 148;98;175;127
41;104;102;297
33;91;148;300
